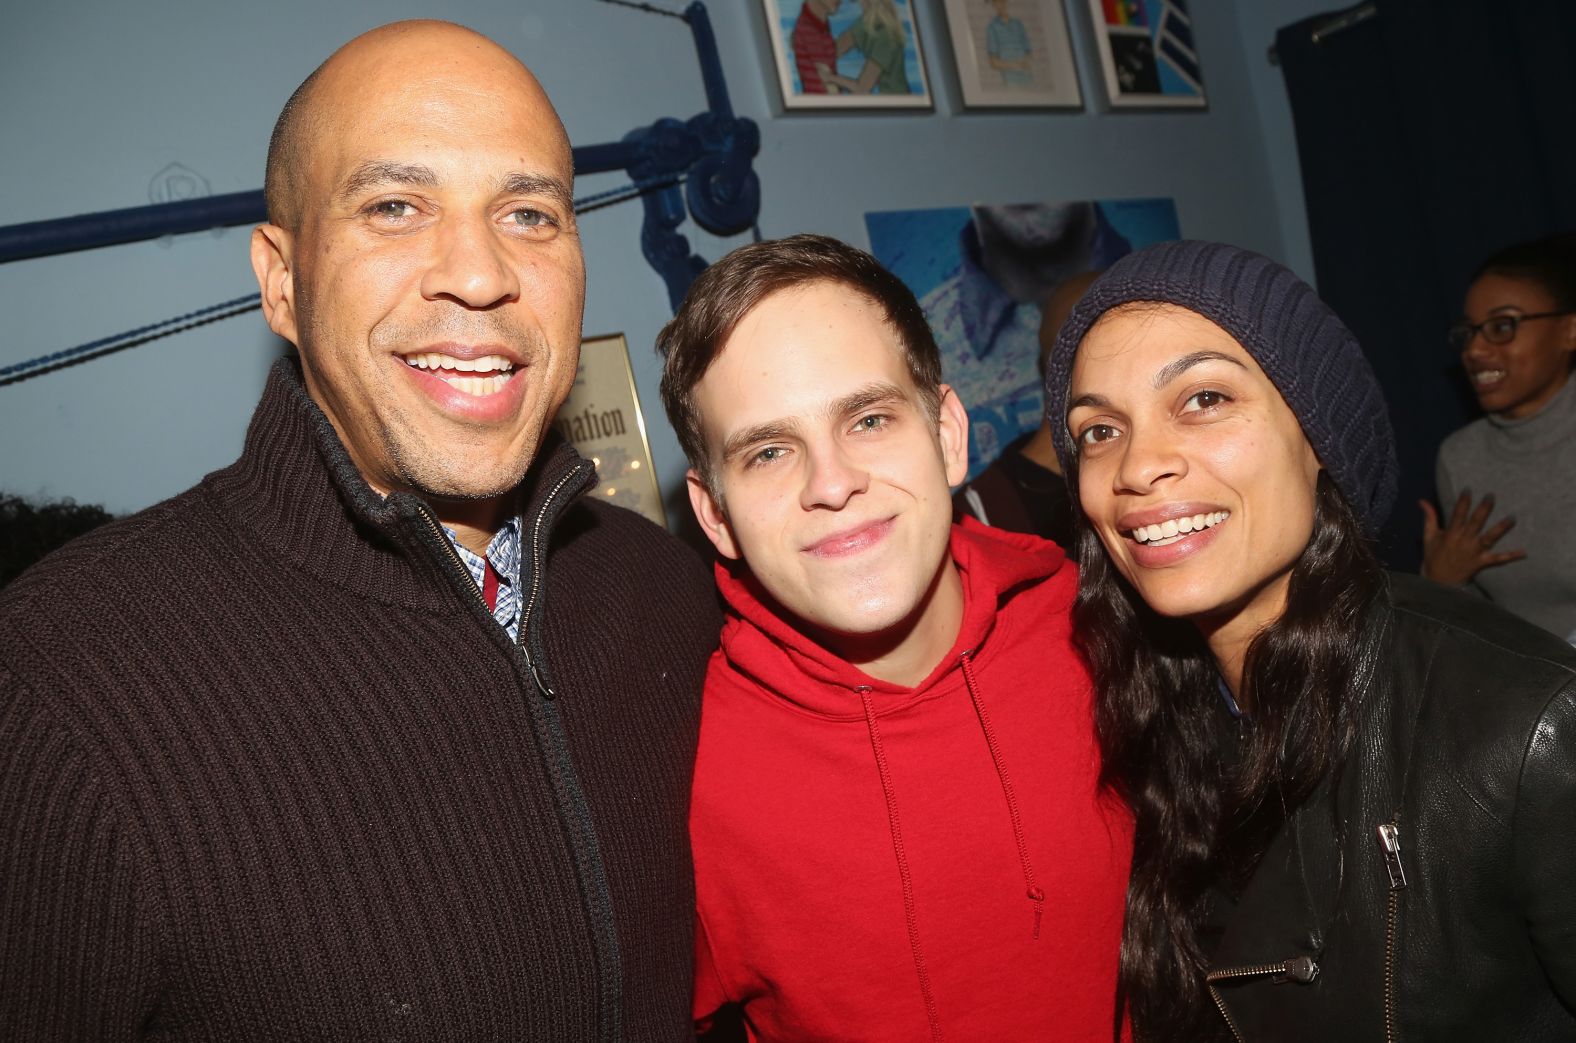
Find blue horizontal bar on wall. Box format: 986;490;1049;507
0;138;667;266
2;1;756;329
0;191;267;265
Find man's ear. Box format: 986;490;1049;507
686;468;741;560
936;384;970;487
1560;313;1576;355
250;223;300;347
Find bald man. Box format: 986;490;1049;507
0;22;718;1041
952;270;1101;546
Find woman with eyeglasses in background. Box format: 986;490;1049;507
1423;233;1576;642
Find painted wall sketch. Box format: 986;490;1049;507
866;198;1181;478
1087;0;1205;107
942;0;1082;109
554;334;666;528
761;0;932;110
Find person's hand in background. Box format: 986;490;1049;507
1420;490;1526;585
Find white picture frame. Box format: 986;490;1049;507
1085;0;1206;109
942;0;1082;109
759;0;933;111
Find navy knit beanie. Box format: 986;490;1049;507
1043;239;1398;534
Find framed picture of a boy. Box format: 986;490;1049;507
942;0;1082;109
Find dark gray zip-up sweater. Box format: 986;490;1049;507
0;359;719;1041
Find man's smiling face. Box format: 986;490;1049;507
687;280;968;646
252;23;585;508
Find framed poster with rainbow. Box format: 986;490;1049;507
1086;0;1205;108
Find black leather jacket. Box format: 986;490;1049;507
1206;573;1576;1042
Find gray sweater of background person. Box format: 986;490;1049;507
1436;374;1576;642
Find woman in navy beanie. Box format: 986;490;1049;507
1044;240;1576;1041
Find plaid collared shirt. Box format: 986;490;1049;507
442;516;523;641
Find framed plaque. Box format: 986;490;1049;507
554;334;666;528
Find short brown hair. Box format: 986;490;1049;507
657;234;943;485
263;63;327;231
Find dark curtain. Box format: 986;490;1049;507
1276;0;1576;570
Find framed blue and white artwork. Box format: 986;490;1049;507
942;0;1083;109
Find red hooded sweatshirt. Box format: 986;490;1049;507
692;520;1133;1042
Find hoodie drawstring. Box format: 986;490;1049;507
860;687;946;1043
960;651;1046;940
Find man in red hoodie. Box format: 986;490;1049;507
657;234;1131;1041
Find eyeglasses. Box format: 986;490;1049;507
1447;310;1574;352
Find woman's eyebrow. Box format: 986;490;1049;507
1152;350;1247;389
1066;350;1247;414
1066;392;1111;414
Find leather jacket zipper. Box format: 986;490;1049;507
1206;955;1320;1042
1205;820;1403;1041
1377;817;1407;1042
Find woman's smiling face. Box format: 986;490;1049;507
1067;303;1321;640
1457;272;1576;420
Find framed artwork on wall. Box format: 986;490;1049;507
553;334;667;528
760;0;933;110
865;198;1182;478
1086;0;1205;108
941;0;1082;109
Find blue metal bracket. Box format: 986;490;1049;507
610;2;761;309
0;1;758;313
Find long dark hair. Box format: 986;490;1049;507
1070;470;1384;1040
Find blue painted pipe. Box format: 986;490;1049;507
574;141;647;176
0;190;266;265
1;138;685;266
686;2;734;123
0;0;759;311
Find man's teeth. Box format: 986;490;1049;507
404;352;514;374
441;374;510;396
403;353;515;396
1131;511;1230;546
1471;369;1506;386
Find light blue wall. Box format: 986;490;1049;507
0;0;1318;524
1228;0;1349;286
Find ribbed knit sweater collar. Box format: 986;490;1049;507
204;357;596;611
1482;372;1576;454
